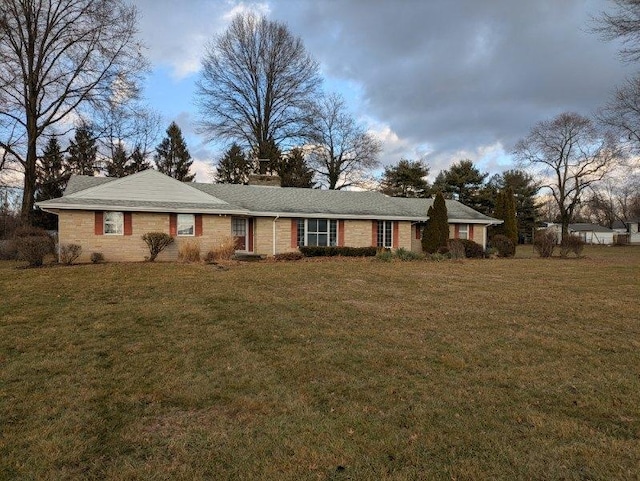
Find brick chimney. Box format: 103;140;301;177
248;159;281;187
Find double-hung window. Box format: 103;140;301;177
377;220;393;248
297;219;337;246
104;212;124;235
458;224;468;240
177;214;195;236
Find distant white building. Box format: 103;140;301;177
540;222;615;245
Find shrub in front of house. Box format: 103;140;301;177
205;235;236;263
375;248;394;262
274;252;304;261
141;232;174;262
0;239;17;260
447;239;466;259
560;235;584;258
13;226;55;267
59;243;82;265
458;239;485;258
90;252;105;264
394;247;425;261
490;234;515;258
299;246;378;257
178;240;201;263
534;229;556;258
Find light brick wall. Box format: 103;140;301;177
411;224;422;253
58;210;233;262
343;220;374;247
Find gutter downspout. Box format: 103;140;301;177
272;215;280;256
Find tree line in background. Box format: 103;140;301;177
1;3;640;242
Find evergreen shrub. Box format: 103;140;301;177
299;246;377;257
491;234;515;258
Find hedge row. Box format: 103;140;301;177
299;246;378;257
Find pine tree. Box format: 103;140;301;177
503;186;518;245
34;136;69;229
214;143;254;184
422;191;449;253
432;159;487;209
275;148;315;188
67;124;97;175
492;190;506;237
154;122;195;181
129;145;151;173
105;142;130;178
380;159;429;197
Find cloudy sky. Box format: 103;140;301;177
135;0;634;182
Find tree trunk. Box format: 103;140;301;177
21;124;38;225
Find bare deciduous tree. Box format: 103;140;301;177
514;112;620;240
595;0;640;62
307;93;381;190
0;0;147;222
196;13;321;161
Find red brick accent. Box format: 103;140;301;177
94;211;104;235
338;220;345;246
372;220;378;246
248;219;254;252
195;214;203;236
123;212;132;236
169;214;177;236
469;224;474;241
392;221;399;248
291;219;298;248
454;224;460;239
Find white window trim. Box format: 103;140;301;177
104;211;124;236
459;224;469;240
300;219;338;247
177;213;195;237
378;220;393;248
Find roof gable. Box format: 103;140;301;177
67;170;226;205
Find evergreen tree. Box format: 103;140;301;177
105;142;130;178
129;145;152;173
432;159;487;209
502;170;539;243
214;143;254;184
35;136;69;229
67;124;97;175
422;191;449;253
380;159;429;197
275;148;315;188
503;186;518;245
492;189;506;237
155;122;195;181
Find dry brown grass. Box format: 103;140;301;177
204;235;236;262
177;239;201;263
1;245;639;480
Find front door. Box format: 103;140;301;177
232;217;247;250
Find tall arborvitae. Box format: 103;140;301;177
493;190;506;237
35;136;69;229
154;122;195;181
214;143;254;184
422;191;449;253
275;148;315;188
503;186;518;245
67;124;97;175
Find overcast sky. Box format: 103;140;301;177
135;0;634;182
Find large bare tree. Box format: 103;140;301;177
0;0;146;221
196;13;321;162
307;93;381;189
514;112;620;240
595;0;640;62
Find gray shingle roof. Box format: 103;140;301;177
40;171;500;223
569;223;614;233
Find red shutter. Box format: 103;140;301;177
169;214;177;236
469;224;474;241
454;224;460;239
415;224;421;239
123;212;132;236
291;219;298;248
94;211;104;235
338;220;345;247
248;218;254;252
372;220;378;247
195;214;203;236
392;221;399;248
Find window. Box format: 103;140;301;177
232;218;246;237
377;220;393;248
458;224;468;240
177;214;195;236
298;219;337;246
104;212;123;235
